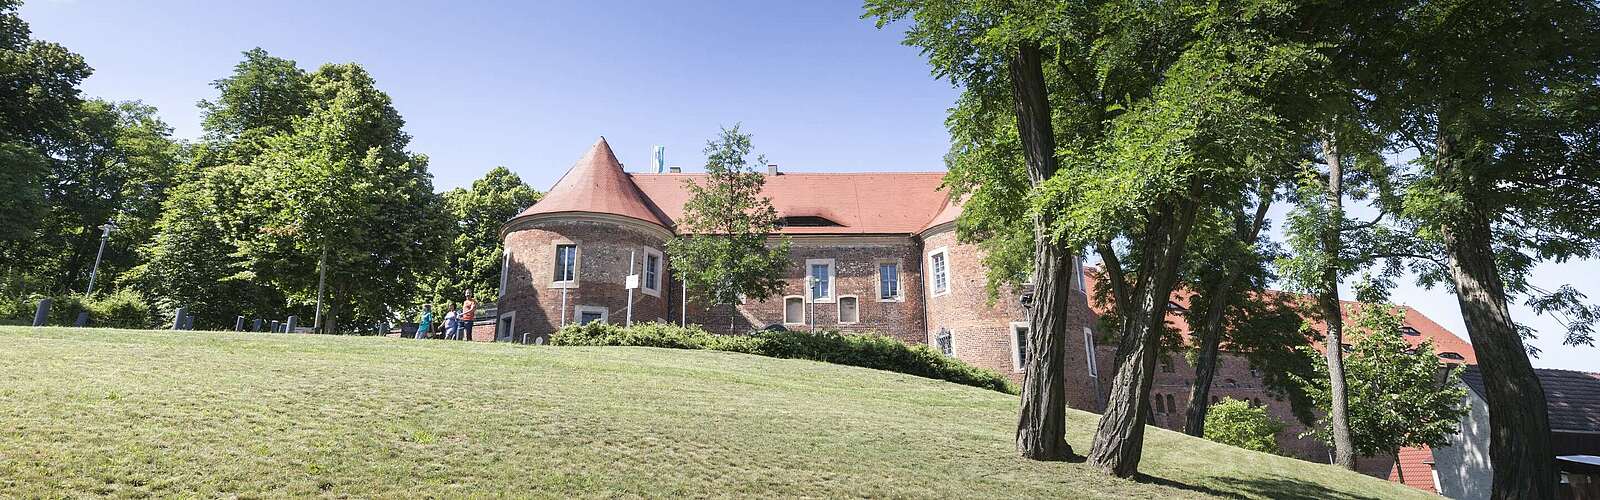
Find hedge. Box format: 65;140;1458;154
0;289;155;329
551;321;1018;394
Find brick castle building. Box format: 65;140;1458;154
497;137;1477;488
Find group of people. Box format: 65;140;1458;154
415;291;477;340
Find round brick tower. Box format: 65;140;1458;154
498;138;673;343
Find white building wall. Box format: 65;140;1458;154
1432;389;1494;500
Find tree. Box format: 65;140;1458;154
666;125;790;331
0;0;91;295
1300;303;1468;483
1379;0;1600;495
194;48;311;168
1203;398;1286;455
125;165;283;328
429;167;542;303
242;63;444;333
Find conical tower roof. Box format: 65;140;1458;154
515;137;666;227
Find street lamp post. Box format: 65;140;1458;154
805;275;816;334
85;221;115;295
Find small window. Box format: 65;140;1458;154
806;259;835;302
784;296;804;325
1440;352;1465;361
1211;395;1219;404
929;248;950;296
1161;355;1174;373
1401;326;1422;336
1166;394;1176;414
554;244;577;283
499;249;511;295
574;305;606;325
1252;398;1262;407
1010;322;1030;371
1249;367;1260;378
643;250;662;292
779;215;841;227
878;263;900;300
838;296;859;324
1154;394;1166;414
936;328;953;356
1166;301;1187;313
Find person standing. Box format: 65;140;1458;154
416;304;434;340
460;291;478;342
443;304;459;340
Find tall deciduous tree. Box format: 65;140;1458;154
430;167;542;303
1381;0;1600;494
194;47;311;168
243;63;444;332
1300;302;1468;484
667;125;790;330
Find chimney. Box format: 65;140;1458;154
767;163;779;175
668;166;682;173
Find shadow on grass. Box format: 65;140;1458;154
1135;473;1393;500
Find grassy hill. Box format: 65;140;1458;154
0;327;1433;498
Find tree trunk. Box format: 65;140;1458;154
1089;194;1201;477
1394;450;1405;485
1435;135;1556;500
1008;41;1074;461
1183;188;1272;437
314;246;328;333
1319;137;1355;470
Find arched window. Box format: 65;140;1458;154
1165;394;1176;414
1153;394;1166;414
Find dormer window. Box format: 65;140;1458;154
779;216;840;227
1166;301;1187;313
1401;326;1421;336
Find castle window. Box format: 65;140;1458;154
1153;394;1166;414
784;296;805;325
1161;355;1174;373
806;259;835;302
553;244;577;284
574;305;606;325
1166;394;1176;414
499;248;510;295
935;328;953;356
642;248;663;295
929;247;950;297
1010;322;1030;372
838;296;859;324
878;262;900;300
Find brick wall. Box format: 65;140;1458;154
921;229;1100;411
499;218;670;342
681;237;927;344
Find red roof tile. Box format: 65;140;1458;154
1388;445;1437;492
630;172;951;235
515;138;667;227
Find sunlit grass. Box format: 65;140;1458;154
0;327;1434;498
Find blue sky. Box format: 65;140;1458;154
22;0;1596;371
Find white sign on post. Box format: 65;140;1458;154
625;274;640;290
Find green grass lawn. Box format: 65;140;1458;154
0;327;1434;499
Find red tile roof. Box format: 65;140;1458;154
630;172;951;235
515;137;668;227
1082;272;1477;364
1388;445;1437;492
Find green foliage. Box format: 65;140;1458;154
1;290;153;328
551;322;1018;394
195;48;311;167
1298;304;1469;457
1203;398;1286;454
667;125;791;307
427;167;541;303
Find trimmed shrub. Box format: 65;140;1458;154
1204;397;1286;454
551;321;1018;394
